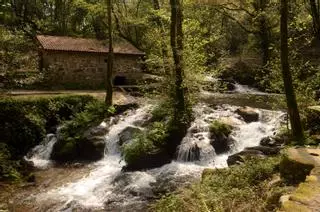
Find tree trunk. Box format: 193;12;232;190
257;0;270;66
280;0;304;143
310;0;320;39
105;0;114;106
152;0;168;59
170;0;185;118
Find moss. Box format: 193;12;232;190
281;201;311;212
209;120;232;137
123;121;169;168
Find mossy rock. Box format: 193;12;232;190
280;174;320;212
209;120;234;154
209;120;233;136
279;148;320;185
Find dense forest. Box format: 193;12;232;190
1;0;320;211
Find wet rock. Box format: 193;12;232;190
211;135;234;154
236;106;259;122
79;136;106;160
132;114;152;127
218;117;243;128
260;136;284;147
209;121;234;154
227;149;265;166
123;149;171;171
179;143;201;162
118;126;142;146
85;125;109;137
245;146;281;155
21;157;35;171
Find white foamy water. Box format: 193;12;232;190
24;134;57;169
177;104;284;168
234;83;265;94
33;103;284;211
36;106;153;210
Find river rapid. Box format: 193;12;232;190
21;93;285;211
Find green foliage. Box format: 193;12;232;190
0;95;97;181
0;143;21;181
60;101;114;139
123;121;168;165
151;100;173;122
153;157;288;212
123;132;156;165
209;120;232;137
52;101;115;161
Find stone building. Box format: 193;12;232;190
37;35;145;88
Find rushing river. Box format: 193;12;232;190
24;98;284;211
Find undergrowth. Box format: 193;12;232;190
152;156;289;212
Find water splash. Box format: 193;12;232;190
33;103;284;211
36;106;152;210
234;83;265;94
24;134;57;169
177;104;284;167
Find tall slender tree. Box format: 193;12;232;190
152;0;168;60
105;0;114;106
309;0;320;39
280;0;304;143
170;0;186;120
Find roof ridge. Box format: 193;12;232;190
36;35;145;55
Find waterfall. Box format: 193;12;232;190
177;104;284;167
36;106;153;210
30;103;284;211
24;134;57;169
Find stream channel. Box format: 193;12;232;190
21;87;285;211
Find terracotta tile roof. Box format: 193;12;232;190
36;35;145;55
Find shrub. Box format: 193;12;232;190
0;95;96;157
0;143;21;181
51;101;115;161
152;157;288;212
123;121;168;165
0;95;97;181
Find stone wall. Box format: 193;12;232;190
41;50;143;88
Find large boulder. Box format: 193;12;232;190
209;120;234;154
236;106;259;122
123;149;171;171
52;123;109;162
118;126;142;146
260;136;285;147
280;148;320;184
245;146;281;155
227;149;265;166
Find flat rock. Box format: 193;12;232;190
280;148;320;212
236;106;259;122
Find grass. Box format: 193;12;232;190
152;156;289;212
